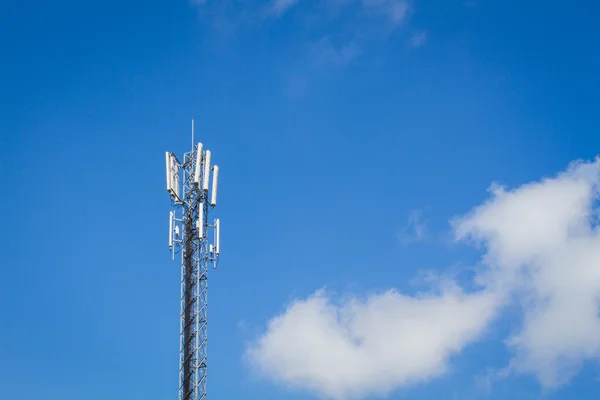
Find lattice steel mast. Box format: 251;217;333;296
166;120;220;400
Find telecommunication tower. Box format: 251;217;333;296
166;120;221;400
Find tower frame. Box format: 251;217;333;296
166;127;220;400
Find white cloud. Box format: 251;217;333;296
246;287;499;400
247;157;600;398
455;158;600;387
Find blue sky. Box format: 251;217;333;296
2;0;600;399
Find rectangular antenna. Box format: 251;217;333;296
166;152;172;193
215;218;220;254
210;165;219;206
197;202;204;239
194;143;203;185
172;159;180;199
169;211;174;249
203;150;211;192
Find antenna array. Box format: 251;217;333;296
166;120;220;400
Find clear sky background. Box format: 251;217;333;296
2;1;600;399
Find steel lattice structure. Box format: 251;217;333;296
166;124;220;400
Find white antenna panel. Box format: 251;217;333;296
194;142;203;185
166;152;180;199
203;150;211;192
171;162;180;199
166;152;172;192
175;225;180;237
210;165;219;206
215;218;220;255
169;211;174;249
198;202;204;239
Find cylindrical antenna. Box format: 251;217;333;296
166;152;172;193
210;165;219;206
194;142;203;185
169;211;174;249
203;150;211;192
215;218;220;254
198;202;204;239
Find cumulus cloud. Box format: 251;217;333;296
247;157;600;399
455;158;600;387
246;286;499;399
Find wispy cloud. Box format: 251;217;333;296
247;157;600;398
362;0;410;25
475;367;510;394
266;0;299;17
399;208;427;244
308;36;363;68
192;0;418;65
410;30;428;47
